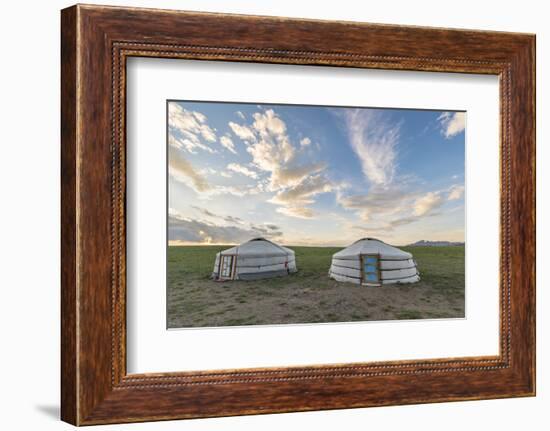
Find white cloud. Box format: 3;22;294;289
228;121;256;142
230;108;355;221
341;186;445;225
213;185;260;198
200;126;217;143
255;119;326;189
219;135;237;154
246;138;293;174
198;167;217;176
269;173;336;219
276;206;315;219
228;109;338;218
168;146;211;192
269;174;333;207
227;163;258;179
448;184;465;200
336;109;466;235
236;111;245;120
235;110;323;189
343;109;400;186
191;205;217;218
168;209;283;244
169;149;259;198
270;163;326;190
169;131;215;155
243;111;295;175
191;206;245;225
438;112;466;138
179;179;261;199
339;182;460;234
253;109;287;136
252;110;294;163
169;215;282;244
192;111;207;123
413;191;444;216
169;103;217;153
338;185;410;217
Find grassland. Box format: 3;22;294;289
167;245;465;328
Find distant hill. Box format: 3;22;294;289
407;240;465;247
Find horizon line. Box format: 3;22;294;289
168;241;466;248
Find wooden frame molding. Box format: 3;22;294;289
61;4;535;425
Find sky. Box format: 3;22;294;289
167;100;465;247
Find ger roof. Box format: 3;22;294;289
332;238;412;260
218;237;294;257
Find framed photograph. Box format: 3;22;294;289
61;4;535;425
164;100;466;329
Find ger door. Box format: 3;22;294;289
219;255;235;280
361;254;380;286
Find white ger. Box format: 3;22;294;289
329;238;420;286
212;237;297;281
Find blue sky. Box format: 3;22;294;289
168;100;465;246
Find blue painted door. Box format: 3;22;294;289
363;255;379;285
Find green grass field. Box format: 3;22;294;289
167;245;465;328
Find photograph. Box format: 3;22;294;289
167;100;466;328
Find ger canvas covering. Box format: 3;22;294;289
329;238;420;286
212;237;297;281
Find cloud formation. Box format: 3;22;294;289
343;109;400;186
341;183;464;233
169;130;215;155
227;163;258;179
191;205;246;225
268;174;334;219
168;146;211;192
169;149;259;198
219;135;237;154
170;102;242;155
275;206;315;219
270;163;327;190
413;192;444;216
269;174;333;207
228;109;334;218
244;110;295;180
438;112;466;138
447;184;465;200
168;103;465;244
228;121;256;142
169;216;279;244
169;208;283;244
169;104;218;153
336;109;465;237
